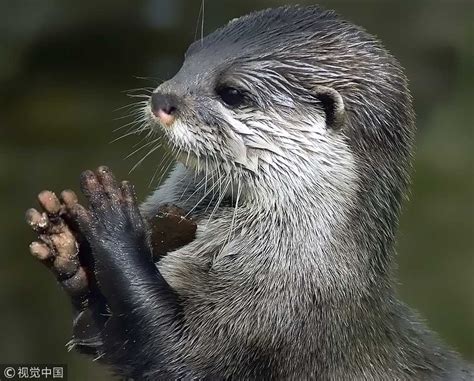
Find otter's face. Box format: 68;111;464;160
145;6;413;205
147;19;349;184
147;52;341;175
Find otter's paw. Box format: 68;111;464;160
69;166;154;308
75;166;148;263
26;190;90;303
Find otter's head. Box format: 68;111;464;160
146;5;414;242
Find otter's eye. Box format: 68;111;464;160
217;86;246;108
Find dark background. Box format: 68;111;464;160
0;0;472;379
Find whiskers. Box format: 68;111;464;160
178;154;245;254
111;85;171;187
195;0;206;45
113;87;153;137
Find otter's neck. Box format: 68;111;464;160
236;169;445;376
234;147;398;296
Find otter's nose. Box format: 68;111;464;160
150;92;177;126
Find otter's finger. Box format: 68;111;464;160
38;190;61;215
96;166;122;203
121;180;143;227
71;203;94;236
79;170;104;210
60;189;79;212
59;189;83;231
29;241;53;261
121;180;138;206
25;208;50;233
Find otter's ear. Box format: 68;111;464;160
313;86;346;130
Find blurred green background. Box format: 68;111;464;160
0;0;472;379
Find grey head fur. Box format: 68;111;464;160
139;5;473;380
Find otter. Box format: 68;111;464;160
25;5;473;380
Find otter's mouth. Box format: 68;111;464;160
144;110;205;172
